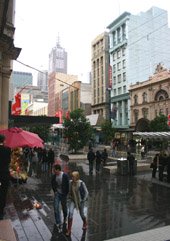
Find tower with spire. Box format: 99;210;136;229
49;34;67;74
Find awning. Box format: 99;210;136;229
133;132;170;139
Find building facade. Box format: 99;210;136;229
107;7;170;129
0;0;21;129
129;64;170;131
10;71;33;99
48;72;78;116
37;70;48;92
49;39;67;74
91;32;110;120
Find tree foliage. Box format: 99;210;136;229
28;124;51;142
101;120;115;144
63;109;93;153
149;114;169;132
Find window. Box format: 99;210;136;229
134;110;139;124
122;60;126;68
123;72;126;82
122;47;126;56
114;89;116;96
118;74;121;83
142;92;147;103
123;85;126;93
142;108;148;119
113;64;116;73
134;95;138;105
117;62;121;70
117;50;121;58
113;76;116;84
118;87;122;95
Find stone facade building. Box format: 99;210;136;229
129;64;170;131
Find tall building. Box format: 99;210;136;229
107;7;170;129
91;32;110;120
10;71;33;99
37;70;48;92
49;39;67;74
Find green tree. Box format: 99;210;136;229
101;120;115;144
63;109;93;153
149;114;169;132
29;124;51;142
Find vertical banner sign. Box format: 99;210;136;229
15;93;21;115
168;114;170;126
109;65;112;88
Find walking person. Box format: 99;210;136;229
127;152;135;176
48;147;55;174
95;150;102;173
87;148;95;175
51;164;69;233
66;171;88;236
151;153;159;178
101;148;108;166
0;134;11;220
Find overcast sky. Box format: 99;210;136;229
13;0;170;84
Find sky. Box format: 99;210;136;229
13;0;170;84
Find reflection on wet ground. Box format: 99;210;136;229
9;160;170;241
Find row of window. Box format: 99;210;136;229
134;89;169;105
113;86;127;96
111;23;127;46
112;47;126;61
112;60;126;72
113;72;126;84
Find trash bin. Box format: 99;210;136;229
117;158;128;175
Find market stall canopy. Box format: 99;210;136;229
0;127;44;148
133;132;170;139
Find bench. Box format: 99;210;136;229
0;219;17;241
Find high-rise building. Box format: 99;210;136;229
107;6;170;129
10;71;33;100
91;32;110;120
37;70;48;92
49;39;67;74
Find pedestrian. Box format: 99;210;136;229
0;134;11;220
87;148;95;175
51;164;69;233
48;148;55;174
150;153;159;178
101;148;108;166
95;150;102;173
141;145;145;159
66;171;88;236
158;151;167;181
127;152;135;176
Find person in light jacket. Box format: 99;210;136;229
66;171;88;236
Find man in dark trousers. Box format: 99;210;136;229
51;164;69;233
87;148;96;175
0;134;11;220
127;152;135;176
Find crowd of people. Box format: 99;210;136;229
22;147;55;177
150;151;170;182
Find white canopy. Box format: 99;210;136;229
133;132;170;139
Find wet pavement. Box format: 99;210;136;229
5;159;170;241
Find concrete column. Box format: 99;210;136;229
0;58;12;129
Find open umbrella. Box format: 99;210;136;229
0;127;44;148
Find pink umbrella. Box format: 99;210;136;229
0;127;44;148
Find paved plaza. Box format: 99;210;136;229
3;156;170;241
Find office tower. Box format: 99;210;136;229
49;39;67;74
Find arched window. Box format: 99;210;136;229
142;92;147;103
142;108;148;119
134;95;138;105
155;89;169;101
134;109;139;124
